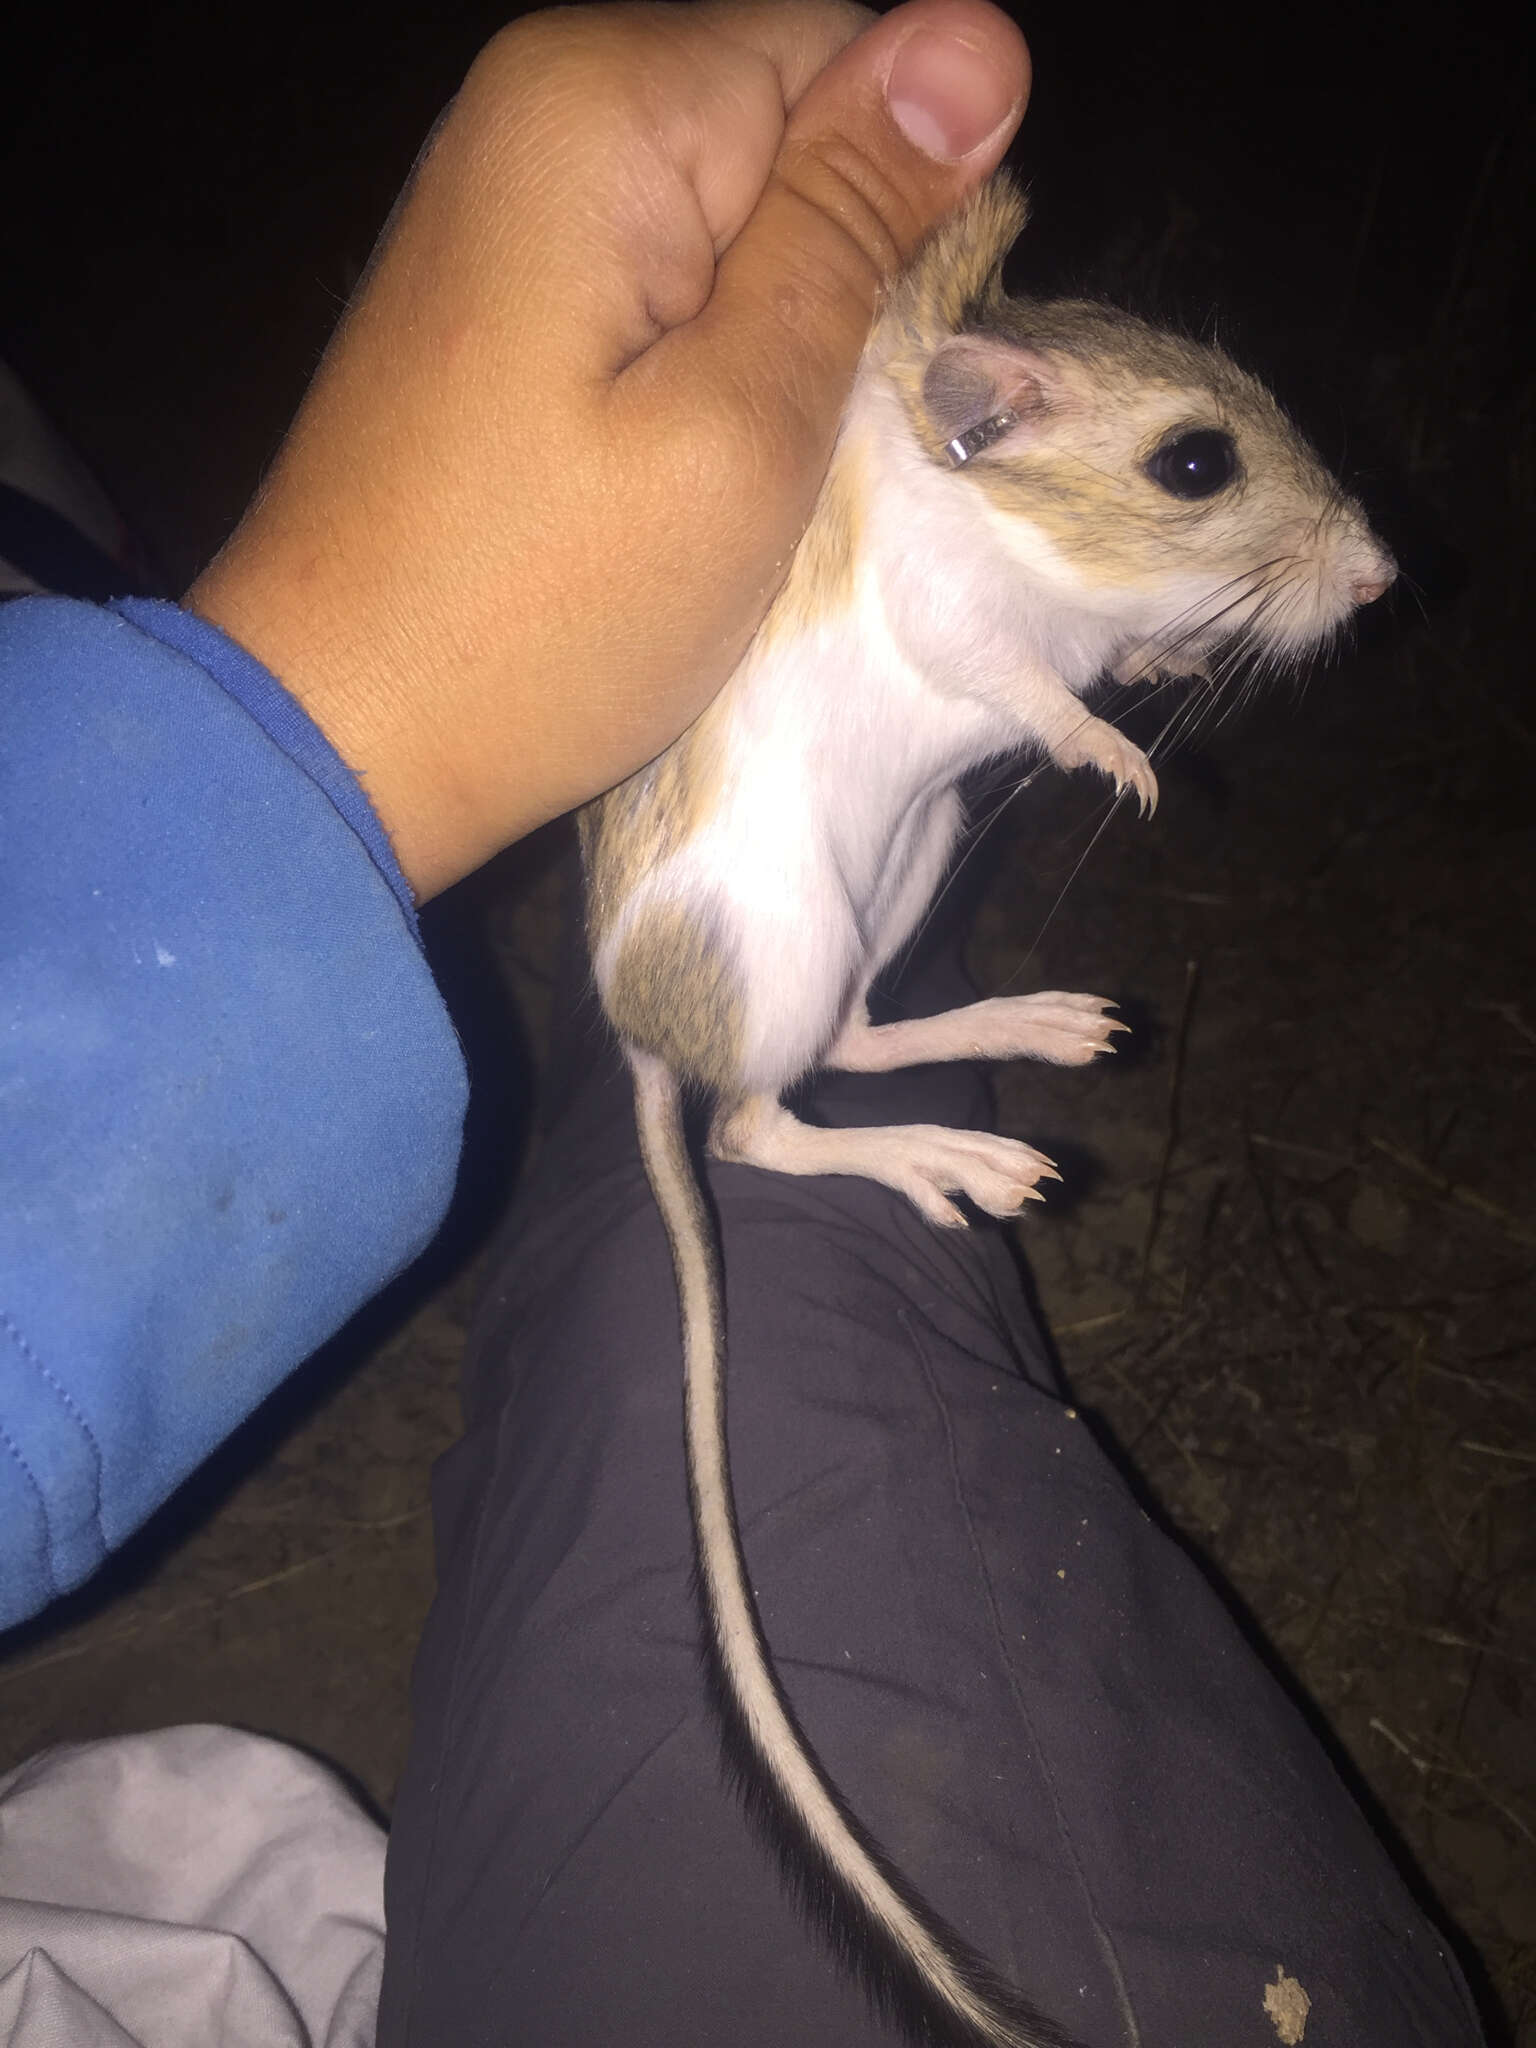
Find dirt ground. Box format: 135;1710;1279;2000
979;655;1536;2041
1;0;1531;2040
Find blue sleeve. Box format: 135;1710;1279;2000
0;596;470;1629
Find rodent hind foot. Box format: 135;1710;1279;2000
711;1096;1059;1228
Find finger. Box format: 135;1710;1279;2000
627;0;1029;472
637;0;876;259
686;0;875;119
423;4;887;383
432;2;875;384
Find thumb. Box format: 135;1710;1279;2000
636;0;1029;469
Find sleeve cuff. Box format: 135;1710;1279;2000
108;595;418;930
0;596;468;1627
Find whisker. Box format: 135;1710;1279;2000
1111;560;1291;684
1397;570;1430;627
1116;570;1293;746
996;787;1136;991
927;536;1341;995
1155;679;1225;760
899;758;1051;959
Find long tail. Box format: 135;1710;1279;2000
628;1050;1081;2048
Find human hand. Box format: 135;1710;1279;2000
187;0;1029;900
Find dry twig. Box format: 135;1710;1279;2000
1137;958;1200;1306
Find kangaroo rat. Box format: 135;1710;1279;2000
579;177;1394;2048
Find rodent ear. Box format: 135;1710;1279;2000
920;337;1052;452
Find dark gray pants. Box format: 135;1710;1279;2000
377;939;1482;2048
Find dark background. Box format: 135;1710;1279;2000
2;0;1527;593
1;0;1532;2040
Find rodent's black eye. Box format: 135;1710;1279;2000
1145;428;1238;500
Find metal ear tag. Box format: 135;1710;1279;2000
944;407;1021;468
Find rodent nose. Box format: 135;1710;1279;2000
1351;558;1396;606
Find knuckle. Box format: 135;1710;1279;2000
474;8;651;125
772;131;922;299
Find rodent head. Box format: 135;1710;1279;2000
878;181;1395;677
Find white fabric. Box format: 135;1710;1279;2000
0;1725;385;2047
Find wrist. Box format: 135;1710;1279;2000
186;536;494;905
